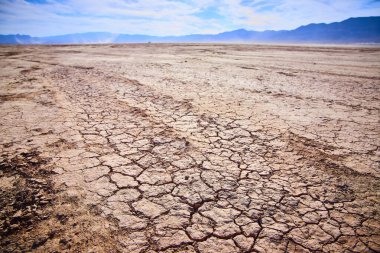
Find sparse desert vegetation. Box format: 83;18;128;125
1;44;380;252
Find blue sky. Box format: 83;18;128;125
0;0;379;36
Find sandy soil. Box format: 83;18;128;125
0;44;379;252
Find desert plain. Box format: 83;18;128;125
0;44;379;252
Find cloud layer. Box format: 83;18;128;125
0;0;379;36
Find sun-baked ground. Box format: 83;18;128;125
1;44;379;252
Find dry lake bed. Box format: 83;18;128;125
0;44;379;252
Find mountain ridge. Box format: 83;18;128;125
1;16;380;44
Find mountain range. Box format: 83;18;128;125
1;16;380;44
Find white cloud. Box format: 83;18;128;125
217;0;380;31
0;0;379;36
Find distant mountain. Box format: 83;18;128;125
0;34;33;44
269;16;380;42
1;16;380;44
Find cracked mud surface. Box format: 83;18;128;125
1;44;380;252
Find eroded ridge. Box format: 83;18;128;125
1;45;380;253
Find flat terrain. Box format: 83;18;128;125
0;44;379;252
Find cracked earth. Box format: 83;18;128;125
1;44;379;252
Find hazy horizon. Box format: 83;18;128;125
1;0;380;37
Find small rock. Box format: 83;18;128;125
12;210;23;218
31;237;48;249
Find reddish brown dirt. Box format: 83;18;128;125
1;44;379;252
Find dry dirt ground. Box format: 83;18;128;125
0;44;379;252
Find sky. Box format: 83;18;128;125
0;0;379;36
